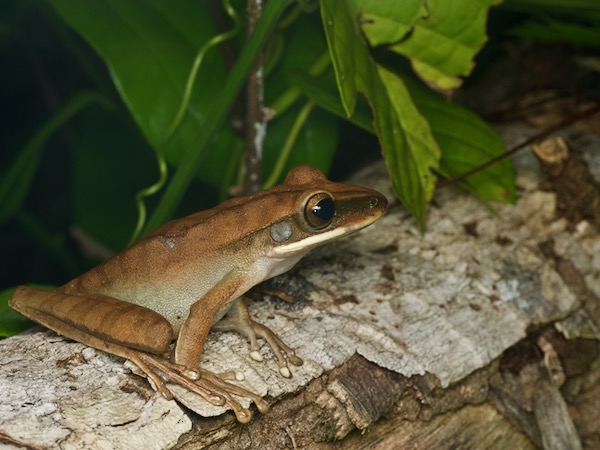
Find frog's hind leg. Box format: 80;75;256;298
10;285;266;423
10;285;173;354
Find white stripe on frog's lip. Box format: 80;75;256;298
269;221;368;256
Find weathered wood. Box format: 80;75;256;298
1;125;600;449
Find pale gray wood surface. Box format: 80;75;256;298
1;125;599;449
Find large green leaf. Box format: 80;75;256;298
353;0;503;91
290;71;373;132
348;0;426;46
49;0;221;144
50;0;294;233
322;0;440;227
376;67;440;208
406;79;515;203
295;70;515;205
49;0;236;188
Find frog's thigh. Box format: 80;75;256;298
10;285;173;354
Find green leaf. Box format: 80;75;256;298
406;79;515;203
348;0;426;46
510;17;600;47
262;10;338;181
292;70;515;205
502;0;600;13
354;0;502;91
48;0;219;147
264;106;339;182
0;308;33;337
265;11;330;106
49;0;293;233
48;0;236;188
376;67;440;212
322;0;440;227
144;0;293;232
290;71;373;132
321;0;360;117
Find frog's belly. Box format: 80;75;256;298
99;252;306;334
101;273;223;334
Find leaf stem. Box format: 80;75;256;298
263;100;315;189
160;0;241;146
127;153;168;246
129;0;241;244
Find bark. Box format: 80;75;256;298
1;125;600;449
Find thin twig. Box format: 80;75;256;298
243;0;266;194
209;0;245;136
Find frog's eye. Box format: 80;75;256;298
305;193;335;229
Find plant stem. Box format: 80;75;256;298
263;100;315;189
243;0;266;194
143;0;294;235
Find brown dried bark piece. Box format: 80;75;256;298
533;137;600;229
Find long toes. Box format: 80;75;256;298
287;352;303;366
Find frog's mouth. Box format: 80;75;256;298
270;226;348;256
269;213;380;256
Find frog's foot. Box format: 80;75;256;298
129;350;269;423
213;298;303;378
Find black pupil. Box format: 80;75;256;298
312;197;335;221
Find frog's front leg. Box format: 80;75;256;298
212;298;303;378
9;285;267;423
